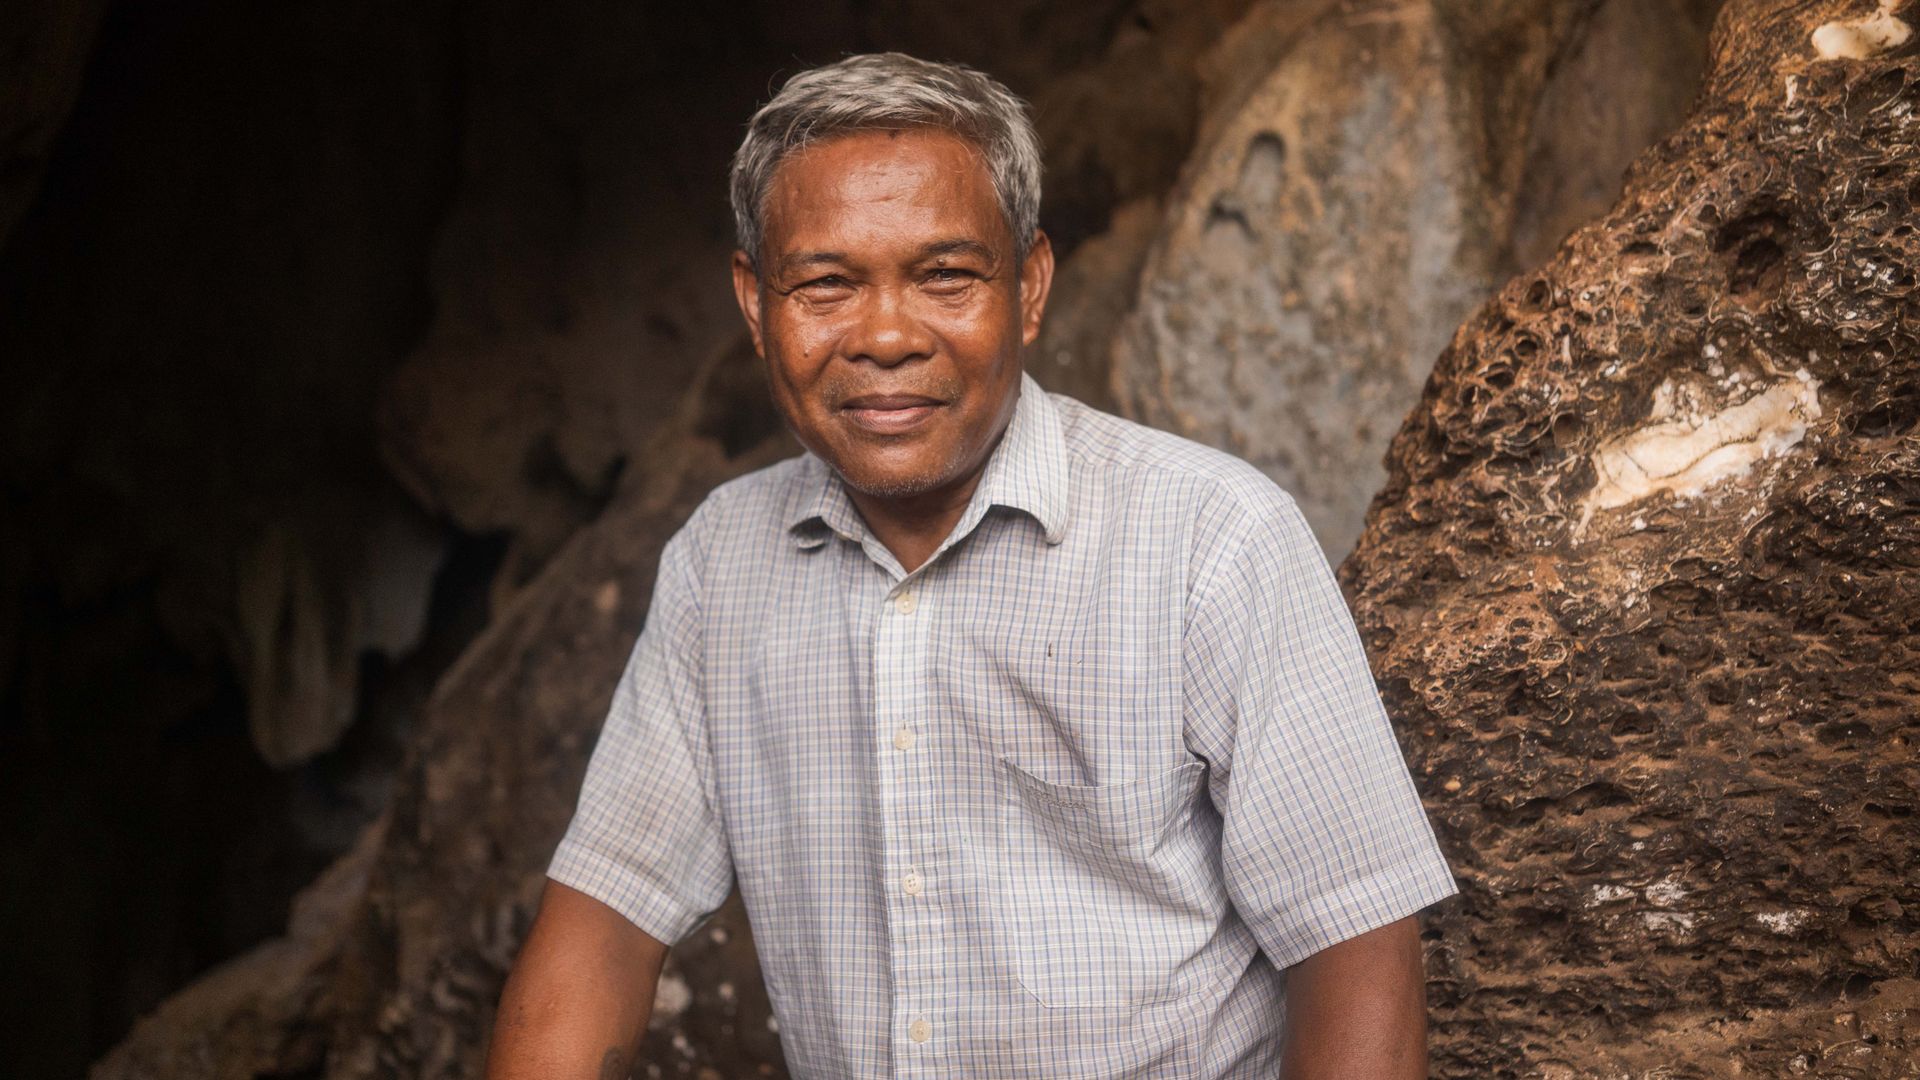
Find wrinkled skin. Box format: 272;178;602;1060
731;127;1054;569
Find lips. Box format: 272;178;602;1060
838;392;947;435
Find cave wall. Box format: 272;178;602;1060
10;0;1883;1076
5;1;1259;1076
1111;0;1723;560
1341;0;1920;1073
1;4;463;1075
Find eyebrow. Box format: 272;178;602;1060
770;239;1002;279
772;251;852;277
917;238;998;266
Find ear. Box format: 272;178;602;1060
731;250;766;358
1017;230;1055;348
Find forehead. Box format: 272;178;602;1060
759;127;1010;260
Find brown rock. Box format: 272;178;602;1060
1114;0;1717;560
1341;0;1920;1073
95;375;792;1075
1030;197;1164;409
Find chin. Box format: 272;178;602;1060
826;445;960;498
838;465;949;500
814;429;975;501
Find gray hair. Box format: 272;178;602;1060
729;52;1043;271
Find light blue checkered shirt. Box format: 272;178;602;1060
549;372;1457;1077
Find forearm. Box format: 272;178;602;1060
486;880;670;1080
1279;915;1429;1080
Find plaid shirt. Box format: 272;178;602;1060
549;373;1457;1077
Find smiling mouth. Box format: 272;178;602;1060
838;393;946;434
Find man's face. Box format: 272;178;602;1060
732;127;1052;504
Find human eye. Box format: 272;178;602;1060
922;267;981;294
793;274;854;300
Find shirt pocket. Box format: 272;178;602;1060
997;755;1213;1009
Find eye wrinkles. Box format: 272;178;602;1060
768;237;1003;303
773;267;998;313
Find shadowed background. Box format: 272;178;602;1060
6;0;1916;1077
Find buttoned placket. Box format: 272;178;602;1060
800;440;1033;1073
872;557;945;1075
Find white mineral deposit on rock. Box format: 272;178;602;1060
1644;874;1689;906
1811;0;1912;59
1641;910;1697;933
1582;369;1822;521
1756;909;1812;935
1585;883;1635;907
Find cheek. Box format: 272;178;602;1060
919;294;1016;354
765;310;843;381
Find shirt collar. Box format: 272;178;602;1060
783;371;1071;550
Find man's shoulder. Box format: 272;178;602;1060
1049;391;1296;524
704;452;813;512
681;453;812;535
662;453;812;568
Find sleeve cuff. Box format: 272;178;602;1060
1251;851;1459;970
546;837;706;946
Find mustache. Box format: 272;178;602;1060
824;375;966;409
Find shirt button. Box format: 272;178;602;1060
893;726;916;751
894;589;917;614
902;869;923;896
909;1017;930;1043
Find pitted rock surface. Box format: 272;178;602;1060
1342;0;1920;1073
1113;0;1718;560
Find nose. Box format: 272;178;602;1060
844;285;935;368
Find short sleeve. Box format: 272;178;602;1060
1185;486;1456;970
546;526;734;945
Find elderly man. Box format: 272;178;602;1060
487;53;1456;1079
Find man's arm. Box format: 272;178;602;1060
485;879;670;1080
1279;915;1429;1080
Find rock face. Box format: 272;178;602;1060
1340;0;1920;1074
2;0;1262;1071
373;0;1242;600
1113;0;1720;560
94;367;794;1078
79;4;1262;1076
68;0;1917;1076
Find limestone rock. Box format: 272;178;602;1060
1114;0;1718;559
235;498;446;768
95;383;792;1076
1341;0;1920;1073
73;6;1265;1073
1030;197;1164;409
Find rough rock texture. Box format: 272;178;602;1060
2;6;466;1071
66;0;1916;1075
374;0;1250;603
4;2;1263;1072
95;358;795;1078
1341;0;1920;1074
1029;197;1165;408
1114;0;1721;560
82;5;1264;1072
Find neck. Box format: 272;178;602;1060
848;475;983;574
